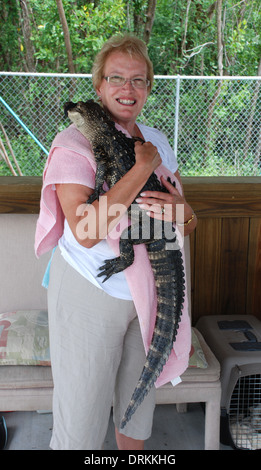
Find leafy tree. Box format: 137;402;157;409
0;1;21;71
1;0;261;178
27;0;126;73
1;0;261;76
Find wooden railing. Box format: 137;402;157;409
0;176;260;324
0;177;41;214
184;177;261;323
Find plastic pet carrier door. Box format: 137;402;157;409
225;364;261;450
196;315;261;450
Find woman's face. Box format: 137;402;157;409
96;51;149;134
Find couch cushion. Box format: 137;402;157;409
0;310;207;370
0;365;53;389
0;214;49;313
0;310;50;366
181;329;220;382
189;328;208;368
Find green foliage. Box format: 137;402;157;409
24;0;126;73
0;0;261;177
1;0;261;75
0;0;21;71
147;0;261;76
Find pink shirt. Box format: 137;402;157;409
35;123;191;387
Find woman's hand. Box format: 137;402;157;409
136;175;194;225
134;141;162;173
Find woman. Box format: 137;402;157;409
35;34;197;450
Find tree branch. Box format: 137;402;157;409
56;0;75;73
143;0;157;44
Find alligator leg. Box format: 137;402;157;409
86;148;108;204
97;237;135;282
97;225;149;281
97;215;162;281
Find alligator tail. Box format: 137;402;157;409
120;336;173;429
120;243;185;429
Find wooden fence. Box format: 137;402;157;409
0;176;260;324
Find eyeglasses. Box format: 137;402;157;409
104;75;150;89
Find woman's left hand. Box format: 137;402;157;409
135;175;192;223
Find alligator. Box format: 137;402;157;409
64;99;185;429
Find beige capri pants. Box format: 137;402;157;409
47;248;156;450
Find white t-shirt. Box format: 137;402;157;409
59;220;133;299
59;124;178;300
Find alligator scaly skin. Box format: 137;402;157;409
64;100;185;429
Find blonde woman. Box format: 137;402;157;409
35;34;196;450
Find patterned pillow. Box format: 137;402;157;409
0;311;207;369
0;310;50;366
188;328;208;368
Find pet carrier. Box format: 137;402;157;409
196;315;261;450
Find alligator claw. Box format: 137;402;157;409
97;257;126;281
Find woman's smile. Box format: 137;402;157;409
96;51;148;135
116;98;136;106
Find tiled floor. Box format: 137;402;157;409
2;403;232;451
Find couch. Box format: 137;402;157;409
0;213;221;449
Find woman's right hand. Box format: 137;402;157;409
134;141;162;173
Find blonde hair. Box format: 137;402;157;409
92;34;154;93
